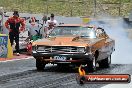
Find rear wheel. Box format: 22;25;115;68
36;59;46;70
99;55;111;68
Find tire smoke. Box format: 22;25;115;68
88;17;132;64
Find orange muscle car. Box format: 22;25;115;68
32;24;115;72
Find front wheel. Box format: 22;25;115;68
84;57;97;72
36;59;46;70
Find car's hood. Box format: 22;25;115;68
33;36;100;47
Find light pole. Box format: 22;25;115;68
119;0;121;16
30;0;33;14
46;0;48;15
94;0;96;17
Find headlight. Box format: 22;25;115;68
77;47;85;53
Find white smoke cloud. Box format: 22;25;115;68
88;16;132;64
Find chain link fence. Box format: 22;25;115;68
0;0;131;17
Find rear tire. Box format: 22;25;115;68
36;59;46;70
99;55;111;68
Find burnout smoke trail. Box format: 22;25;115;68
88;17;132;64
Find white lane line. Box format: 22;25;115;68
0;56;34;63
101;76;132;88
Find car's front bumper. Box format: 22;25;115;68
32;51;93;63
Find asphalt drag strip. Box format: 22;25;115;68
0;58;131;88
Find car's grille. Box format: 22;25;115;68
36;46;85;53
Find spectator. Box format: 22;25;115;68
47;17;50;20
45;13;58;36
42;15;47;24
5;11;25;56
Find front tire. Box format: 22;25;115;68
36;59;46;70
85;57;97;72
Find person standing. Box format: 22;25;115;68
42;15;47;25
45;13;58;37
5;11;25;56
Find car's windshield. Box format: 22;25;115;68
49;26;96;38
